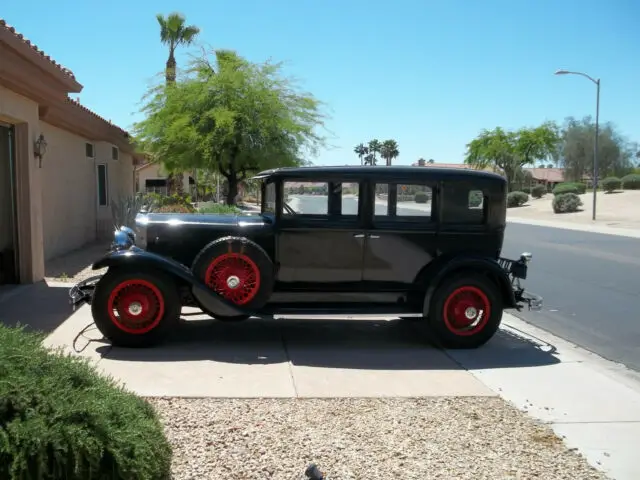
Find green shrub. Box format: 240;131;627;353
552;182;586;196
506;191;529;208
155;204;196;213
601;177;621;193
552;192;583;213
468;190;483;208
621;173;640;190
0;325;172;480
531;185;546;199
414;191;429;204
198;204;241;214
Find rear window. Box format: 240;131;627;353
442;185;486;224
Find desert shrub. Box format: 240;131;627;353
414;191;429;203
531;185;546;199
468;190;483;208
552;182;586;195
506;191;529;208
621;173;640;190
601;177;621;193
198;204;241;214
155;204;196;213
0;325;172;480
552;192;583;213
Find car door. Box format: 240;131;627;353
276;179;365;290
362;179;439;291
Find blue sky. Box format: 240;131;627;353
3;0;639;165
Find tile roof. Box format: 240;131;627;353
64;97;129;137
523;167;564;183
0;18;76;79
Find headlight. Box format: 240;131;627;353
112;226;136;251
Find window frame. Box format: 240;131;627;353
85;142;95;159
111;145;119;161
96;163;109;207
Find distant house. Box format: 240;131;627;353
135;162;195;196
522;168;564;189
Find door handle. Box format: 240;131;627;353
368;234;380;239
353;233;365;238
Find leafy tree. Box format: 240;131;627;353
428;158;435;164
367;139;381;165
556;116;635;182
156;12;200;196
354;143;368;165
133;49;327;205
380;139;400;166
464;123;560;188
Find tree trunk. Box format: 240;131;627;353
225;175;239;205
165;51;177;84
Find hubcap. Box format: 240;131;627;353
464;306;478;320
128;301;143;316
226;275;240;289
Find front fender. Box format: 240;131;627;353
422;254;516;313
93;248;245;318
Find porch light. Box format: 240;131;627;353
34;134;48;168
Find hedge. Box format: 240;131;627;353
552;193;583;214
0;325;172;480
531;185;546;199
507;191;529;208
621;174;640;190
601;177;621;193
414;191;429;203
552;182;587;196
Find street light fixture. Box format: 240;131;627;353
554;69;601;221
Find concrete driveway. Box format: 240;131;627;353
40;301;561;398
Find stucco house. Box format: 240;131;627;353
135;162;195;196
0;19;139;285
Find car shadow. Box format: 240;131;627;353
0;281;75;334
95;317;561;371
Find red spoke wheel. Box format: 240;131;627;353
204;253;260;306
191;236;275;315
107;279;165;334
442;286;490;336
428;273;503;349
91;269;180;348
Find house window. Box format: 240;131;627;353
111;146;119;161
85;143;95;158
97;164;109;207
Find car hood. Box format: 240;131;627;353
136;212;267;227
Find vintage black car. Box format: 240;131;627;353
70;166;541;348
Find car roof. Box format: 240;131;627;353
253;165;506;183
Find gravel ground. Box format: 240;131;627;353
149;397;608;480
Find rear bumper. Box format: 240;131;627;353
515;289;543;311
69;275;102;311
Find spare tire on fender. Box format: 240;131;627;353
191;236;275;310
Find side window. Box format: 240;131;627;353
263;181;276;214
374;183;432;220
442;185;486;224
336;182;359;216
283;180;329;215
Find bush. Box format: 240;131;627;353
468;190;483;208
414;191;429;203
531;184;546;199
0;325;172;480
601;177;621;193
552;182;586;196
506;191;529;208
552;192;583;213
198;204;241;214
155;204;196;213
621;173;640;190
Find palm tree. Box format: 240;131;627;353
156;12;200;195
354;143;368;165
368;139;381;165
380;139;399;166
156;12;200;84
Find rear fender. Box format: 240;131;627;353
93;248;245;318
421;254;516;314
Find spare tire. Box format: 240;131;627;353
191;236;274;310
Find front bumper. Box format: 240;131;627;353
69;274;103;311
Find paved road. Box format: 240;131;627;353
288;195;640;371
501;223;640;371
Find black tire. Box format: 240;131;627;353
191;236;274;311
428;273;503;349
91;268;180;348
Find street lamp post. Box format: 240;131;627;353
554;69;601;221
